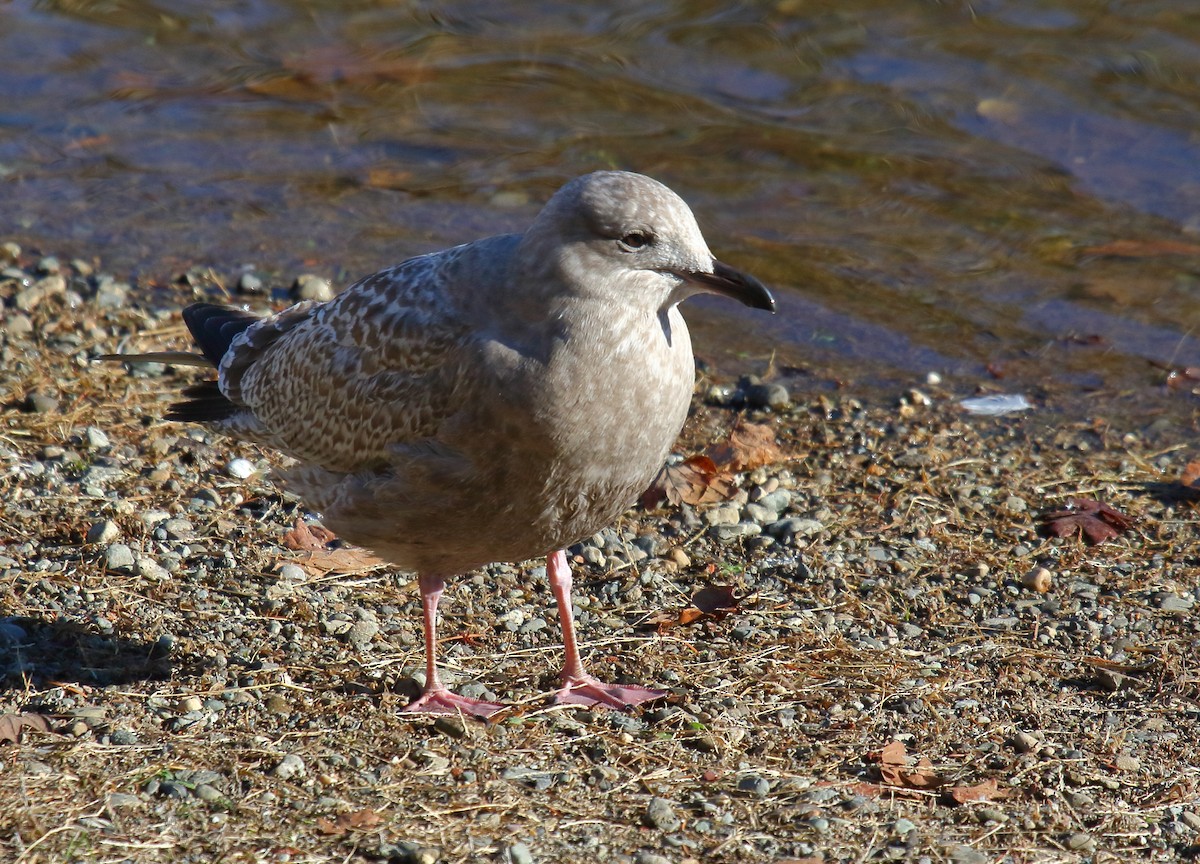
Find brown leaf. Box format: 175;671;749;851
641;455;735;509
1040;497;1134;544
315;817;341;836
282;518;339;551
691;585;740;616
364;167;415;190
0;712;53;744
873;740;943;790
1081;239;1200;258
315;808;383;836
644;585;741;631
1180;461;1200;494
706;419;785;472
945;778;1011;804
280;519;386;576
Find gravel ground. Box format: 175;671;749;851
1;246;1199;863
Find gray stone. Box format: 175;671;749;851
4;313;33;337
634;853;672;864
767;517;822;538
1155;592;1194;613
294;274;334;301
737;774;771;797
87;520;121;545
948;847;987;864
746;382;790;409
272;754;306;780
104;543;136;571
24;392;59;414
195;784;224;803
348;616;379;645
704;504;740;527
237;272;265;295
507;842;534;864
643;796;682;831
710;522;762;543
135;557;170;582
226;457;256;479
84;426;110;449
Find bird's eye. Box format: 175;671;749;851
619;230;652;251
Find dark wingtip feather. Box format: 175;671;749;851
182;303;261;366
165;381;242;422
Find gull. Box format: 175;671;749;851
113;171;774;717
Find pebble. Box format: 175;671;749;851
195;784;224;803
348;615;379;645
1113;753;1140;772
24;392;60;414
634;853;672;864
704;505;740;527
135;557;170;582
746;381;790;409
278;563;307;581
434;717;466;739
1021;566;1053;593
643;796;682;832
709;522;761;543
237;272;265;294
378;842;439;864
294;274;334;301
272;754;306;780
104;543;136;571
766;517;822;538
86;520;121;545
1066;832;1095;852
507;842;534;864
948;847;987;864
1012;731;1039;753
737;775;771;798
1155;592;1194;613
3;312;33;337
106;792;141;809
226;458;256;479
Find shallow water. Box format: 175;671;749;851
4;0;1200;417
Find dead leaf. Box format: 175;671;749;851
945;778;1011;804
644;585;741;631
315;808;383;836
0;712;53;744
1081;239;1200;258
641;419;785;509
364;167;415;190
280;519;386;576
283;518;339;551
641;455;734;509
706;419;785;472
873;740;943;790
1179;461;1200;495
1040;497;1135;544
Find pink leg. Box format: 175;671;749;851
548;550;667;710
400;573;505;718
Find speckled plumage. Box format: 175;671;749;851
159;171;774;715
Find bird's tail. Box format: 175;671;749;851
101;302;262;422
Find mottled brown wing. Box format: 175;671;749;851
223;257;477;472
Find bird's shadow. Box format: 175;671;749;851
0;615;172;691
